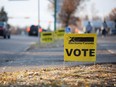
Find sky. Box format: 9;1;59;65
0;0;116;30
0;0;53;29
82;0;116;19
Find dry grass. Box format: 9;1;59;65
0;64;116;87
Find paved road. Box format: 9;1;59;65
0;35;38;52
0;35;116;72
0;35;38;67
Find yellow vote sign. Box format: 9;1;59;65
40;32;54;43
64;34;97;62
55;29;65;39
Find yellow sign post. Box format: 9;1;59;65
64;34;97;62
55;29;65;39
40;32;54;43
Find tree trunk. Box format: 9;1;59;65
65;14;71;27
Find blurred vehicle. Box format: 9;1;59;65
27;25;47;36
0;22;10;39
28;25;39;36
42;28;48;32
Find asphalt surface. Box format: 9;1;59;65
0;35;38;52
0;35;38;67
0;35;116;72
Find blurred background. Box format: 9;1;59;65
0;1;116;86
0;0;116;78
0;0;115;35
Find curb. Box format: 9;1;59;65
24;42;36;51
24;46;31;51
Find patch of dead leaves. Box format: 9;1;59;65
0;64;116;87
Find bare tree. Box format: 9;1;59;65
0;7;8;22
59;0;85;27
48;0;86;27
109;8;116;29
109;8;116;21
92;16;101;21
83;15;89;20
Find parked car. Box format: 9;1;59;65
0;22;10;39
28;25;38;36
27;25;47;36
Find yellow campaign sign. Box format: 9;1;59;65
55;29;65;39
40;32;54;43
64;34;97;62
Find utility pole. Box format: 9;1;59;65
54;0;57;31
38;0;41;44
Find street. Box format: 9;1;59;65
0;35;38;52
0;35;116;72
0;35;38;67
